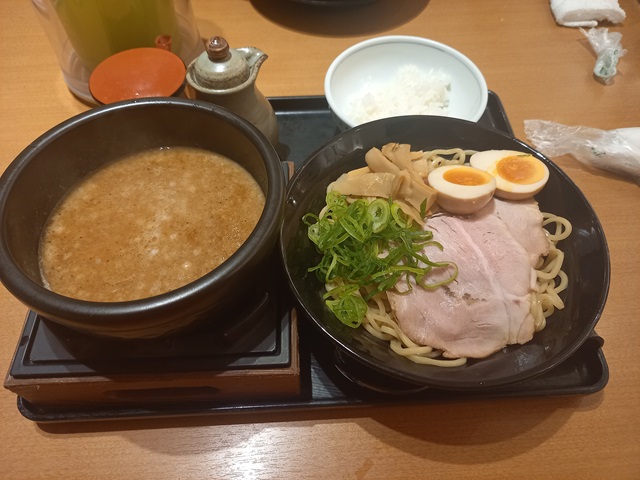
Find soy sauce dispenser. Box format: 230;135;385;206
186;36;279;145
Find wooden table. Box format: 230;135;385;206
2;1;639;478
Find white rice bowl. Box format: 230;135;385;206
325;36;488;130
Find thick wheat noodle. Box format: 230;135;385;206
531;213;572;330
418;147;471;171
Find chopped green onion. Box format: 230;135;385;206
325;295;367;328
305;193;457;328
419;198;428;218
368;198;390;233
390;202;409;228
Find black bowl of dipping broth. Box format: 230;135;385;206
0;98;285;340
280;115;610;390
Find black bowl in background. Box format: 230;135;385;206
0;98;285;339
288;1;376;5
280;115;610;390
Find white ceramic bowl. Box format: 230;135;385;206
324;35;488;130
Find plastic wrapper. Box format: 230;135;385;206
524;120;640;184
580;27;626;84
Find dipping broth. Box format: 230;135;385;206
39;146;265;302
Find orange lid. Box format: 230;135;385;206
89;47;186;104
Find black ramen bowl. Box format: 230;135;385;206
0;98;285;339
280;115;610;390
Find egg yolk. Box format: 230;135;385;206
443;167;491;186
496;155;545;185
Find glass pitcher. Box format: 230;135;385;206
32;0;204;103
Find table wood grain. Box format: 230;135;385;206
1;1;639;478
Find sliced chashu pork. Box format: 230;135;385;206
488;198;549;267
387;198;549;359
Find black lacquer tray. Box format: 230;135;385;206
10;93;608;422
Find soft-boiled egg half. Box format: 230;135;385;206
427;165;496;215
469;150;549;200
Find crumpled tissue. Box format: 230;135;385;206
524;119;640;184
550;0;626;28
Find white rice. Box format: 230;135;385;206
345;64;451;125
